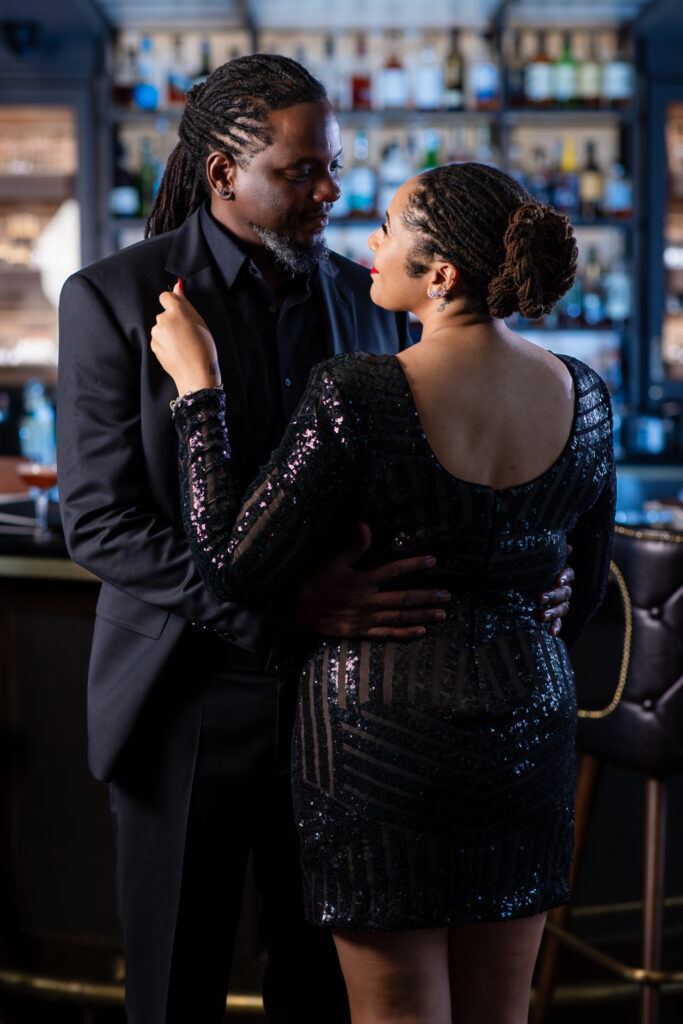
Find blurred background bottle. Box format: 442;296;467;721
352;33;373;110
443;29;464;111
167;34;192;107
524;31;553;108
18;380;56;465
133;34;160;111
379;31;408;109
553;32;578;107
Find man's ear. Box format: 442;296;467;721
206;151;237;197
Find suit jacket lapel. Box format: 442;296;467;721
318;265;358;357
164;212;252;485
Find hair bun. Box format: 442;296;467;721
487;202;578;320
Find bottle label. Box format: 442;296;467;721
580;170;603;203
554;65;577;103
603;61;634;101
578;63;601;100
525;63;552;103
470;62;499;105
414;68;443;110
380;68;408;108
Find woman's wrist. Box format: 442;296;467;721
174;376;222;396
170;384;224;413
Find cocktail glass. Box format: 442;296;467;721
15;462;58;538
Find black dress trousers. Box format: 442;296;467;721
109;627;350;1024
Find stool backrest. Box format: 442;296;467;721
575;525;683;777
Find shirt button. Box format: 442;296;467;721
284;377;292;388
269;305;277;314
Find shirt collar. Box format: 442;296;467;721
199;201;250;290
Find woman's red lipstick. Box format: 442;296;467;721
370;267;379;275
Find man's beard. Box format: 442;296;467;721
249;223;329;275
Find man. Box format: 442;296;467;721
58;54;571;1024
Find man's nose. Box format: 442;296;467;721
313;173;341;203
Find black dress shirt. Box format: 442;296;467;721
199;203;327;478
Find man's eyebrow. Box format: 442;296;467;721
284;148;343;167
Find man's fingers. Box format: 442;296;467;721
542;583;572;604
368;555;438;587
555;565;575;587
362;606;447;627
364;625;428;641
364;588;450;611
543;600;570;622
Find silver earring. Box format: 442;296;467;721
428;287;447;299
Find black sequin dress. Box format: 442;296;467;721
173;352;615;930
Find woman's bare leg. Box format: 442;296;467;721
448;913;547;1024
333;927;451;1024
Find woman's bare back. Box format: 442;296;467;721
396;325;575;492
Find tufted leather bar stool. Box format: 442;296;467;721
532;524;683;1024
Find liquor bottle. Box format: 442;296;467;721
503;28;524;109
113;38;139;108
137;137;160;217
579;140;604;220
524;31;553;108
553;32;578;107
413;41;444;110
133;34;160;111
167;34;192;108
528;146;553;205
581;246;607;327
322;34;346;110
110;140;140;218
507;142;529;192
379;31;408;109
576;31;601;109
192;38;212;87
377;140;414;218
351;33;373;111
557;273;584;328
19;380;56;465
419;127;441;171
466;31;500;111
347;130;376;215
603;162;633;219
602;27;635;108
603;258;631;326
553;137;579;216
443;29;464;111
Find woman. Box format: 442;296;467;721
152;162;615;1024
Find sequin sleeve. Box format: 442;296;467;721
561;374;616;647
172;361;360;603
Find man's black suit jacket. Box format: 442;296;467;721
57;209;409;782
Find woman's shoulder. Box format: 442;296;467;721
553;353;613;440
310;352;397;390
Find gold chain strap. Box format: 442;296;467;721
577;559;633;720
576;524;682;719
614;523;683;544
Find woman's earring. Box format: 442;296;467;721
428;287;447;299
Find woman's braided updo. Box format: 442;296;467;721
146;54;327;238
401;162;578;320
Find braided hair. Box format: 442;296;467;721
146;54;327;238
402;162;578;319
